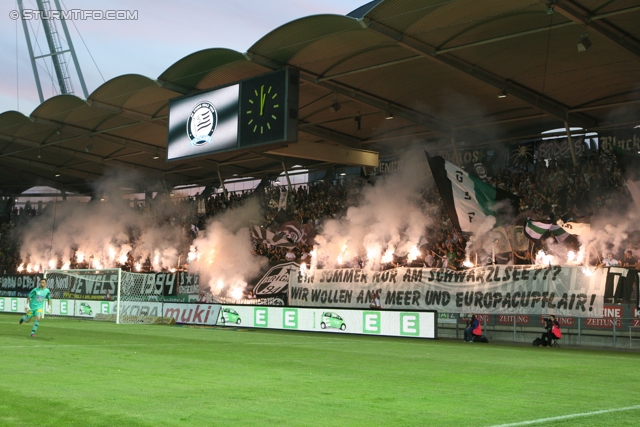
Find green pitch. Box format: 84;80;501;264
1;313;639;427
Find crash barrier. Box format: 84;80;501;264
217;305;437;339
0;297;220;326
440;306;640;348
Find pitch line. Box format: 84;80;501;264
487;405;640;427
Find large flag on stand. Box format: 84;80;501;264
492;226;512;253
508;225;529;251
250;225;296;249
524;219;569;242
425;152;520;233
613;146;640;212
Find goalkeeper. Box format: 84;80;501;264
19;278;52;337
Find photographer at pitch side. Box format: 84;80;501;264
541;315;561;347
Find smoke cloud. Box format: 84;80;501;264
188;197;267;297
314;146;436;269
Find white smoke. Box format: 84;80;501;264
188;197;267;297
315;146;435;269
15;168;191;273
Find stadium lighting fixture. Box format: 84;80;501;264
330;93;341;112
578;35;591;52
498;90;507;98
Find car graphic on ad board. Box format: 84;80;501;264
78;302;93;316
321;312;346;331
219;308;241;325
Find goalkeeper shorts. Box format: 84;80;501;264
27;308;44;318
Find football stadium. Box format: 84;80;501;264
2;1;640;426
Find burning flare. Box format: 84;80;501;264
407;246;420;262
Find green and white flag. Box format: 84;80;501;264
524;219;569;242
425;152;520;233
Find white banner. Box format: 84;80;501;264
289;266;605;317
163;303;221;325
0;298;220;325
113;302;220;325
0;297;115;317
218;305;436;339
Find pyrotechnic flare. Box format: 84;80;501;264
381;248;394;264
300;263;307;278
407;246;420;262
231;287;243;300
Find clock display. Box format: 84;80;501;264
239;69;297;147
246;84;280;135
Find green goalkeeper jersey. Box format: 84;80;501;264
28;287;51;310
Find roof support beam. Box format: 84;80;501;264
547;0;640;59
0;129;176;180
0;155;99;180
318;55;422;81
266;142;378;167
31;117;167;156
301;123;364;148
0;164;68;191
87;99;168;126
436;4;640;55
362;18;597;129
246;52;460;137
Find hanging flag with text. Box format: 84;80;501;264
289;266;605;317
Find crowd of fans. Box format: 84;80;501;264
0;147;634;275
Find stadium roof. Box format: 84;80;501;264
1;0;639;195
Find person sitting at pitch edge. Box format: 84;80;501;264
541;315;561;347
464;313;481;342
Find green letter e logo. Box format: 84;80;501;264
254;308;268;327
283;309;298;329
363;311;380;334
400;313;420;336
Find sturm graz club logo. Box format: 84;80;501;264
187;101;217;146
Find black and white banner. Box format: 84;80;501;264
0;274;44;296
44;272;190;299
289;266;606;317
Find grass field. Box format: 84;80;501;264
1;313;640;427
